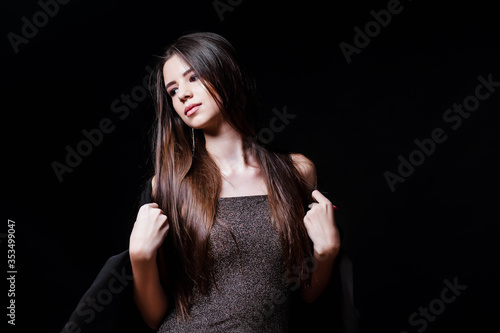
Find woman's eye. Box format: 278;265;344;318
168;88;178;97
167;75;198;96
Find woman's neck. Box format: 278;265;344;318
204;122;266;198
203;124;247;175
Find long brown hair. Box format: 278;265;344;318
150;32;313;319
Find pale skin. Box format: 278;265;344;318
129;54;341;330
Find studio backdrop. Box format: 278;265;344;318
3;0;499;332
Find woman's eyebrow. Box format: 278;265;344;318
165;68;194;90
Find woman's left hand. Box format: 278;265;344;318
303;190;341;262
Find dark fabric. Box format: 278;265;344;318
62;179;360;332
61;180;154;333
288;248;360;333
62;250;152;333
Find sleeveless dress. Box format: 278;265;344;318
158;195;291;332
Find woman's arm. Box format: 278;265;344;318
129;202;170;330
291;154;341;303
301;189;340;302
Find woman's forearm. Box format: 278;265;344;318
129;202;170;329
300;250;337;303
130;254;169;330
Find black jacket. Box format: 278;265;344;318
62;181;360;333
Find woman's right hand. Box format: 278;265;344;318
129;203;169;261
129;202;170;329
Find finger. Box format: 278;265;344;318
149;203;166;216
138;203;156;213
307;203;318;209
311;190;330;204
311;190;338;211
160;220;170;238
159;219;169;232
158;214;168;226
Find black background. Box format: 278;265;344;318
2;0;499;332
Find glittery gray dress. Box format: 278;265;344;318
158;195;291;332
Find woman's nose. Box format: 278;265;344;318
178;86;193;101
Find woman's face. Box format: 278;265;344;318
163;54;222;131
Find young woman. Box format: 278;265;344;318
128;32;340;332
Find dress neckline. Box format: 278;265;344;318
218;194;268;200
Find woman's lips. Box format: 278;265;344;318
184;103;201;117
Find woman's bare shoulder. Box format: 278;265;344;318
291;153;317;188
151;175;157;197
